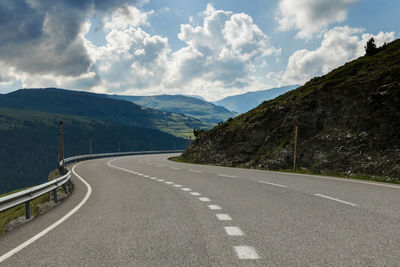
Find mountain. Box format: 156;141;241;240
0;107;185;195
108;94;237;124
181;39;400;182
214;85;298;113
0;88;212;138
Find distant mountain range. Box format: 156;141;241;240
214;85;299;113
0;88;212;138
109;94;237;123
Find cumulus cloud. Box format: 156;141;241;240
268;27;395;85
276;0;358;39
164;4;280;98
0;0;139;79
83;4;280;100
103;5;153;30
85;21;169;92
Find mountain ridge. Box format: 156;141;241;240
0;88;212;138
109;94;237;123
214;85;299;113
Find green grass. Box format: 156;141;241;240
0;169;73;235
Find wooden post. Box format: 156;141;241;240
89;137;92;155
293;122;298;172
118;140;120;153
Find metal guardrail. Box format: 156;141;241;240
1;150;184;220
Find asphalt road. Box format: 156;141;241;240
1;153;399;266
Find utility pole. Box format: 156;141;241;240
60;121;64;171
293;122;298;172
58;133;61;166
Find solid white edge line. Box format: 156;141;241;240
314;194;358;207
258;181;287;188
0;162;92;263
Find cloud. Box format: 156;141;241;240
268;27;395;85
85;22;170;92
103;5;153;30
0;0;139;79
276;0;358;39
165;4;280;97
83;4;280;100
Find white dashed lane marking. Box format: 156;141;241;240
216;214;232;221
208;205;222;210
224;226;244;236
234;246;260;260
108;159;262;261
217;174;238;178
314;194;358;207
258;180;287;188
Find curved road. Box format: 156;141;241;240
1;153;399;266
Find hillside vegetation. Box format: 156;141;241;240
182;39;400;181
110;94;237;124
0;88;212;138
0;108;185;194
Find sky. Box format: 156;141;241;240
0;0;398;101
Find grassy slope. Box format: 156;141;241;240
182;39;400;181
110;94;237;124
0;107;185;194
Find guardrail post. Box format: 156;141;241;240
63;184;68;194
53;189;58;203
25;201;31;219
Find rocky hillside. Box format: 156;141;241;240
182;39;400;181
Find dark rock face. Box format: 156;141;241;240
182;39;400;181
